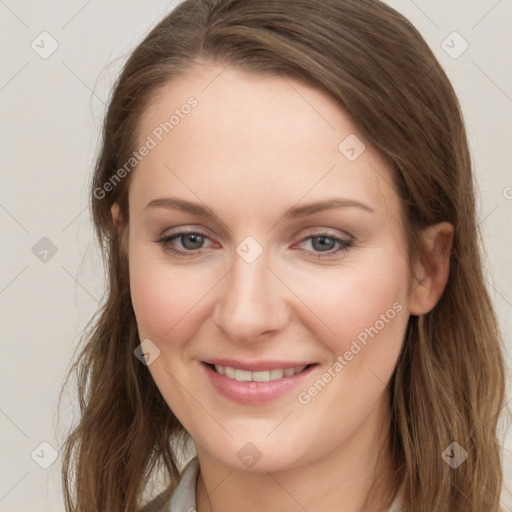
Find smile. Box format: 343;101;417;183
201;361;317;404
213;364;307;382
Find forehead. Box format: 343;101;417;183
132;63;400;223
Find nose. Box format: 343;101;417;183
213;248;290;344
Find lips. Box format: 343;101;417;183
201;359;317;404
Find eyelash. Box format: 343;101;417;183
155;228;353;259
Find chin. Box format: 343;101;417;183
200;432;315;473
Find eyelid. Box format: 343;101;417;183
294;226;353;240
159;225;214;242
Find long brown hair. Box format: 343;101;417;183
59;1;509;510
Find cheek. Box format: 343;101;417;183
289;246;410;359
128;243;212;346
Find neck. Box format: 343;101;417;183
195;390;398;512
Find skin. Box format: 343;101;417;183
112;63;453;512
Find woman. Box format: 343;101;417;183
60;1;509;511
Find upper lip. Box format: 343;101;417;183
202;358;315;372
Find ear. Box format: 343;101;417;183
111;202;124;235
408;221;454;316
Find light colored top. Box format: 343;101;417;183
149;457;404;512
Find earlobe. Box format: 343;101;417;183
408;221;454;316
111;202;124;234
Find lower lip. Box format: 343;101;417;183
201;363;316;405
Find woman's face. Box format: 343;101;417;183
123;64;416;472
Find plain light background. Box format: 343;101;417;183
1;1;511;510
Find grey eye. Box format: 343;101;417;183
310;235;336;252
180;233;205;250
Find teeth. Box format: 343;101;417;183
270;368;284;380
234;369;252;381
214;364;306;382
253;370;272;382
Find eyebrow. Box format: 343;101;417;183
145;197;374;218
282;198;375;218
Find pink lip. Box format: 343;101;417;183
203;358;313;372
201;361;317;405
